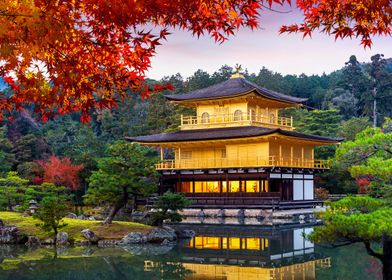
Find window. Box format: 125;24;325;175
228;181;240;192
245;238;260;250
192;237;221;249
245;181;260;192
270;113;275;124
233;110;242;121
194;181;220;193
228;238;241;249
249;109;256;121
201;112;209;124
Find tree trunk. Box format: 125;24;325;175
133;195;138;211
103;188;129;225
103;203;124;224
382;235;392;280
54;228;58;244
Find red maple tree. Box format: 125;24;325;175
280;0;392;48
37;156;84;191
0;0;390;120
356;176;372;194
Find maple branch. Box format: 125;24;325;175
0;11;33;18
260;4;292;14
47;44;75;66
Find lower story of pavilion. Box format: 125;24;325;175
158;167;323;210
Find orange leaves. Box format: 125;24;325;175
281;0;392;48
1;0;277;122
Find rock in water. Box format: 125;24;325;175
25;236;41;246
146;226;177;243
56;232;69;245
161;239;171;246
0;226;25;244
81;229;99;243
175;229;196;239
119;232;147;244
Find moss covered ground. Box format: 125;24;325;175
0;211;152;242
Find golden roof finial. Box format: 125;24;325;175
230;63;244;79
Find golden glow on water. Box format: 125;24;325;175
182;259;331;280
187;237;269;251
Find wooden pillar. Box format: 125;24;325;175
178;147;181;168
311;147;315;168
160;147;164;161
290;146;293;166
279;144;282;165
266;107;269;123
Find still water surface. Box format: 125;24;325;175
0;225;382;280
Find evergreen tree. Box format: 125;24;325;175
339;55;370;116
366;54;392;127
0;172;29;211
0;126;15;174
84;141;158;224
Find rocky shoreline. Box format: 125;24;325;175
0;219;195;247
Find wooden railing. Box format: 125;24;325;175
180;113;293;130
156;156;330;170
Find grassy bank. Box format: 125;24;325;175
0;212;152;242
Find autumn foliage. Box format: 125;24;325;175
37;156;83;190
0;0;390;120
281;0;392;48
0;0;286;121
356;176;372;194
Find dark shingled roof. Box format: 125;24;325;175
165;77;307;104
126;126;343;144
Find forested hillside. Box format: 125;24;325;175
0;55;391;202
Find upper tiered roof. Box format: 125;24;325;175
165;77;307;104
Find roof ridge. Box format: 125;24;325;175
165;77;307;104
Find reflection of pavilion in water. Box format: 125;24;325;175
147;226;330;280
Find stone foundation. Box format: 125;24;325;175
178;207;324;225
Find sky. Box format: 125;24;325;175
146;6;392;80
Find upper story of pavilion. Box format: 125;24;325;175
165;73;306;131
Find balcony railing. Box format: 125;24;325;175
156;156;329;170
180;113;293;130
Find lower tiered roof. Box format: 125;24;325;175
126;126;343;144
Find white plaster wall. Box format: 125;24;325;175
304;180;314;200
293;180;304;200
294;228;304;250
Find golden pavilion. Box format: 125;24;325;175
128;71;341;209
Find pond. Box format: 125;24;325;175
0;225;382;280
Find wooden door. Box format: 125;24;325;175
281;179;293;201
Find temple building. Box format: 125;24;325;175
145;226;331;280
128;71;341;209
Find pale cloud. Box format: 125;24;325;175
147;10;392;80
